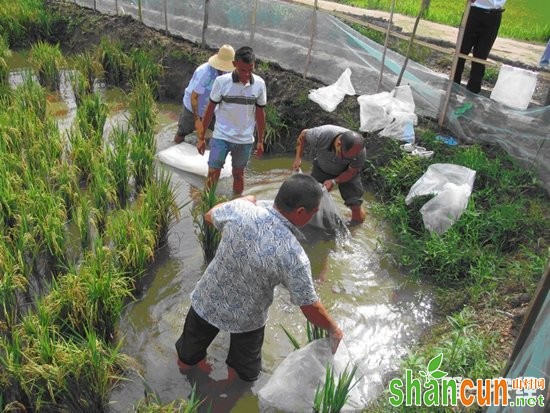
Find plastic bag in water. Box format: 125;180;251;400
306;186;349;238
256;338;364;413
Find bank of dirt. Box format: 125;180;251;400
44;0;535;404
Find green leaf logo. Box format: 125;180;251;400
423;353;448;383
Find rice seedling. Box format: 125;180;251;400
141;169;180;247
192;185;226;263
97;37;128;87
0;35;10;87
264;104;288;153
76;91;108;147
107;126;132;207
29;41;65;91
313;363;359;413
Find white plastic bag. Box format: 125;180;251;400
257;338;364;413
358;85;417;138
490;64;537;110
156;142;232;178
309;68;355;112
405;163;476;234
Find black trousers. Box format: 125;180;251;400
454;6;503;94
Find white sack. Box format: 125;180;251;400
490;64;537;110
405;163;476;234
156;142;232;178
357;92;393;132
309;68;355;112
257;338;364;413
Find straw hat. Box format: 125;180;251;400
208;44;235;72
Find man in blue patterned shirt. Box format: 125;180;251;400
175;174;343;382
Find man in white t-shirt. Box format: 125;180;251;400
198;46;267;195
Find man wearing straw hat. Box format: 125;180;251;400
173;44;235;144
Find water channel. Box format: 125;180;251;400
8;62;434;411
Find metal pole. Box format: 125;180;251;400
138;0;143;22
377;0;396;92
438;0;471;127
303;0;318;79
249;0;259;45
396;0;429;87
115;0;118;15
164;0;168;35
93;0;97;11
202;0;210;49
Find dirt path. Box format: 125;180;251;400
290;0;546;68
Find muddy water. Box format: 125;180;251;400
107;111;434;411
6;56;433;410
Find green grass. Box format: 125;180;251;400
336;0;550;42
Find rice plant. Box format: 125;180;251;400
71;51;103;94
131;131;156;192
0;35;11;87
281;320;330;350
313;363;359;413
0;238;28;330
0;0;53;47
128;48;163;98
97;37;128;87
13;73;47;121
192;185;226;263
76;91;108;147
29;41;65;91
73;194;99;251
107;126;132;207
134;384;204;412
141;169;180;247
68;127;97;183
128;80;157;136
88;156;116;234
105;206;156;278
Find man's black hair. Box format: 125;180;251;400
234;46;255;64
340;131;364;152
275;174;322;213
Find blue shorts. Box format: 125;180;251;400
208;138;253;170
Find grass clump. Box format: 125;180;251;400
264;104;289;153
97;37;128;87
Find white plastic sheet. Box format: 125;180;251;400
309;68;356;112
490;64;538;110
156;142;232;178
405;163;476;234
307;186;347;235
257;338;364;413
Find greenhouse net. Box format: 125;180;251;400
73;0;549;194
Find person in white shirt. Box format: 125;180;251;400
454;0;507;94
198;46;267;195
